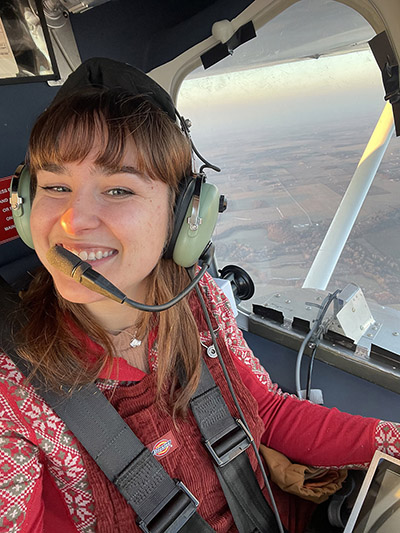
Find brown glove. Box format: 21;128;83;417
259;444;348;504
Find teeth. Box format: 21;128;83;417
63;248;114;261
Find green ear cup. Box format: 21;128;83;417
10;165;35;249
173;182;219;268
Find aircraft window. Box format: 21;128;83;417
177;0;400;312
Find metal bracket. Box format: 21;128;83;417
201;21;256;70
333;284;374;344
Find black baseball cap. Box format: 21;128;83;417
52;57;177;121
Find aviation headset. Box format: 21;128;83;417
10;58;222;269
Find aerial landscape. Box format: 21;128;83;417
191;117;400;311
173;0;400;311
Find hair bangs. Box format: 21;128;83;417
29;100;127;174
28;89;192;192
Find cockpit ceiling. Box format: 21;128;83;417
72;0;253;72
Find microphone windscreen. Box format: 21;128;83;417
46;246;86;279
46;245;125;302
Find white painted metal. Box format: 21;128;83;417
303;101;395;290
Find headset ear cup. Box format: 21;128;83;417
10;165;35;249
172;182;219;268
164;176;196;261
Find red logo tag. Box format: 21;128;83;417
147;431;178;459
0;176;18;245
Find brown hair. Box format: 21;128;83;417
18;89;202;416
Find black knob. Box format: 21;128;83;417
219;265;255;301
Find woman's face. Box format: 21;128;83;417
30;142;171;310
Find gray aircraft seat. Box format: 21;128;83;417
0;238;40;288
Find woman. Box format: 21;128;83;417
0;58;399;533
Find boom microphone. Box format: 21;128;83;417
46;245;213;311
47;246;126;303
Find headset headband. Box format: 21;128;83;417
52;57;177;121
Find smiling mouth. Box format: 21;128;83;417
58;245;118;262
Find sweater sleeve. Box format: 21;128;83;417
236;356;400;469
0;381;44;532
200;274;400;470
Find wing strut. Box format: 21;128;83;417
303;102;394;290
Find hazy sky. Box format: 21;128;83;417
177;50;385;141
177;0;384;141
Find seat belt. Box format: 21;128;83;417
0;277;279;533
189;361;280;533
1;348;212;533
0;277;210;533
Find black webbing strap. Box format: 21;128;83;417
0;278;212;533
9;352;213;533
190;362;280;533
0;277;277;532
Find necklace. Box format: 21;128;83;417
129;335;142;348
108;327;143;350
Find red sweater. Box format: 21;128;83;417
0;273;398;532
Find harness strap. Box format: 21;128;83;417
0;278;212;533
0;277;278;532
190;361;280;533
9;349;210;532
